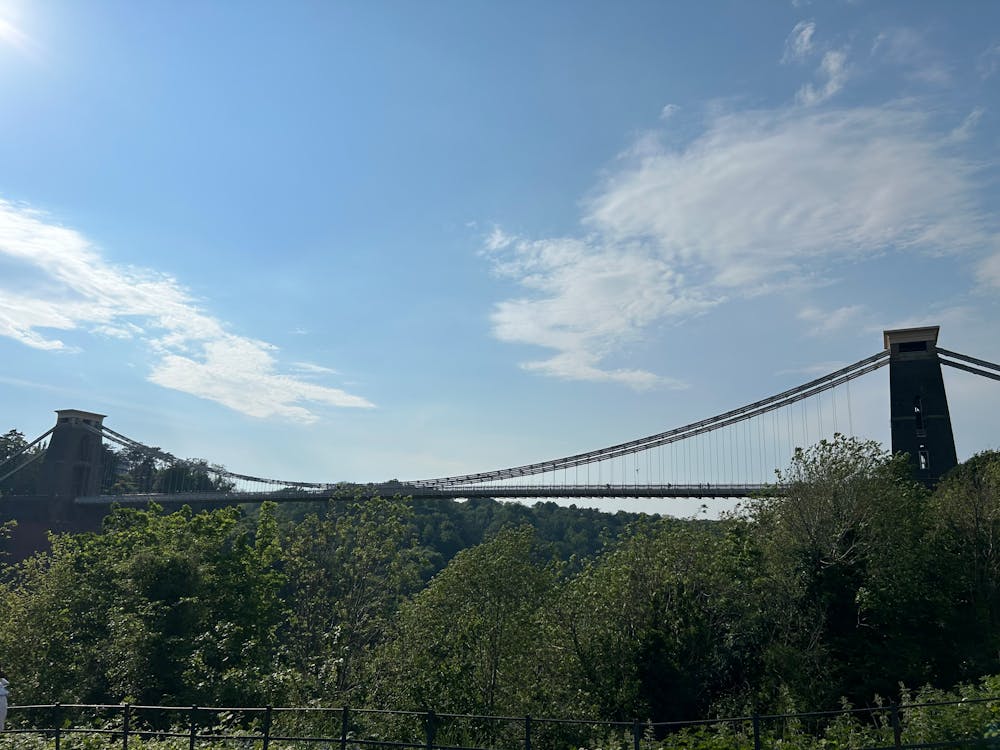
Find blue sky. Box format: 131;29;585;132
1;1;998;508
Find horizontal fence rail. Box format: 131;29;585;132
6;698;1000;750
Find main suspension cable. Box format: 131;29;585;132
410;350;889;487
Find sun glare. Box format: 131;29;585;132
0;4;36;58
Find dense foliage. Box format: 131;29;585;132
2;435;1000;738
0;429;44;496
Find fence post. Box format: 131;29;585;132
632;719;641;750
340;706;349;750
54;703;62;750
122;703;131;750
891;704;902;748
752;714;761;750
524;715;531;750
425;710;436;750
262;705;272;750
188;706;198;750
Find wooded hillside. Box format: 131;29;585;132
2;435;999;725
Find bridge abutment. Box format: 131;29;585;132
0;495;105;562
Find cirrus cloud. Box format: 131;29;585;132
486;235;708;388
0;200;373;422
978;250;1000;289
797;49;849;105
782;21;816;64
586;106;985;286
485;104;995;387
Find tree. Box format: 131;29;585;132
544;517;768;721
926;450;1000;683
279;496;429;704
0;429;44;496
371;526;556;719
749;435;934;708
0;504;286;706
101;445;235;495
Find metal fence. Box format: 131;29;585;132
3;697;1000;750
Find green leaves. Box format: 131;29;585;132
747;436;934;708
926;450;1000;683
0;429;44;496
549;518;767;721
3;441;1000;726
372;526;555;718
279;496;429;704
0;504;285;706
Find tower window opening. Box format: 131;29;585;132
919;450;930;471
914;396;925;432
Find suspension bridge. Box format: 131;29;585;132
1;326;998;555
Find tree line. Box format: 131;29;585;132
1;435;1000;730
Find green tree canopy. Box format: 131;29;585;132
926;450;1000;683
372;525;556;718
545;517;767;721
0;503;285;706
278;496;429;704
749;435;933;708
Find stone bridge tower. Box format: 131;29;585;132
884;326;958;484
1;410;108;562
38;409;106;498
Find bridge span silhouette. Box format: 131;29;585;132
2;325;998;558
74;483;771;507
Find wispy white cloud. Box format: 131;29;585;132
782;21;816;64
486;235;710;388
0;200;374;422
485;104;995;386
484;225;515;252
0;292;81;351
149;337;370;421
660;103;680;121
93;322;145;340
587;106;985;284
874;306;978;342
798;305;866;336
872;28;951;84
292;361;340;376
978;251;1000;289
947;107;985;143
797;49;849;105
780;21;849;106
978;42;1000;79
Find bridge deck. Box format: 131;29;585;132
75;483;772;506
